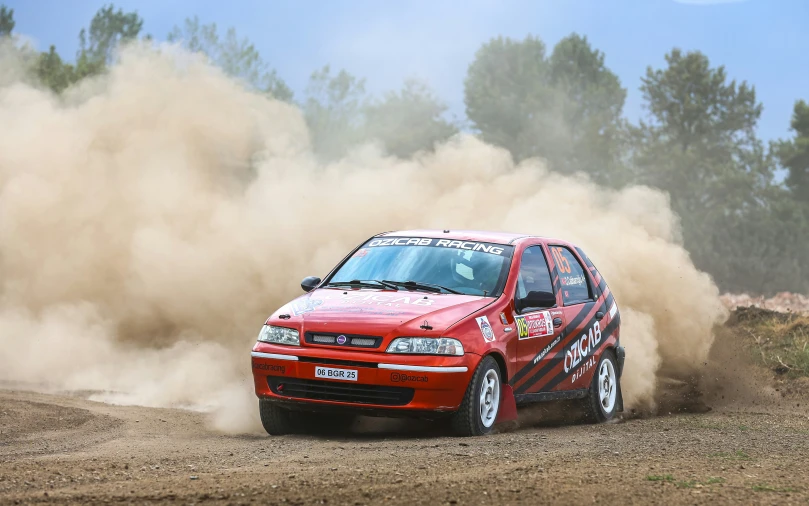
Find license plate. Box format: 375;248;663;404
315;366;358;382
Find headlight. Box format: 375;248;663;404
257;325;300;346
386;337;464;356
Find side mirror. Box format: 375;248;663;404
301;276;321;293
516;290;556;313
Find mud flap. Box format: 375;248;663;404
615;345;625;412
496;384;518;423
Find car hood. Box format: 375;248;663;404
270;288;493;339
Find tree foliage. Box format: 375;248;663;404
777;100;809;203
18;4;142;94
464;34;626;184
0;5;13;38
78;4;143;65
364;79;457;158
631;49;809;293
633;49;766;207
168;16;293;101
303;65;368;160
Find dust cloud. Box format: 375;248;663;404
0;44;726;432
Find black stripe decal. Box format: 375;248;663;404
512;301;598;392
539;313;621;393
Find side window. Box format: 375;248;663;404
549;246;592;305
516;246;553;300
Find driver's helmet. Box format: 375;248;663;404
451;251;498;287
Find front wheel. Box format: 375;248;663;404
259;399;294;435
582;349;619;423
450;356;502;437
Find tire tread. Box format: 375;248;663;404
450;356;499;437
259;399;294;435
582;349;618;424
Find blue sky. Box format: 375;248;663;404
6;0;808;142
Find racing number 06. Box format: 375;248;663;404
551;247;571;274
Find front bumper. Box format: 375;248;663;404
251;343;476;414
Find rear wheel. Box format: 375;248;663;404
259;399;294;435
582;349;619;423
450;356;501;437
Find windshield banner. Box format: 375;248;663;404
366;237;511;256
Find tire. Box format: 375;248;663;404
259;399;295;435
582;349;620;423
450;356;502;437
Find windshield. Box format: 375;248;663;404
329;237;513;297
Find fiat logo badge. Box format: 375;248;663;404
336;335;347;345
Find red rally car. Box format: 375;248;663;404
251;230;625;436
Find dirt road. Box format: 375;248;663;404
2;381;808;505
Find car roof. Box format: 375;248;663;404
377;229;569;247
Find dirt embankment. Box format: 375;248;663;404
2;309;809;505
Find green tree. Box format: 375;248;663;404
0;4;13;37
304;65;367;160
78;4;143;65
632;49;765;207
548;34;628;183
464;34;626;183
34;46;76;93
630;49;808;293
364;79;457;158
168;16;292;101
777;100;809;202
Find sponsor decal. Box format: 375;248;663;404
560;275;586;286
515;311;554;340
367;237;506;256
551;310;563;316
292;298;324;316
321;292;434;308
532;335;561;365
310;306;404;316
609;302;618;319
253;363;286;374
571;355;597;383
550;247;572;274
499;312;509;325
476;316;496;342
353;248;368;258
564;321;602;374
390;372;428;383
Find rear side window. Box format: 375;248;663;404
516;246;553;299
549;246;591;305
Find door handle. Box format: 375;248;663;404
553;317;563;328
595;311;604;321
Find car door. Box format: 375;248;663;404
510;245;565;394
540;244;603;392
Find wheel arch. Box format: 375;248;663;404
601;344;624;378
599;344;624;413
483;350;509;383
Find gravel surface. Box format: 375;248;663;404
2;386;808;505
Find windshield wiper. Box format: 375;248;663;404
324;279;399;290
381;280;463;295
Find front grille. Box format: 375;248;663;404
304;332;382;349
298;357;378;368
267;377;414;406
